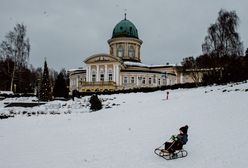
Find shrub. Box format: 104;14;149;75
89;94;102;111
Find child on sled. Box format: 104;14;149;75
162;125;188;154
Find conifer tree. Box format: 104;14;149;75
39;60;52;101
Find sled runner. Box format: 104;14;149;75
154;146;188;160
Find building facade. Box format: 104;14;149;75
69;16;196;93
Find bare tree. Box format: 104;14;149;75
202;9;243;57
0;23;30;91
181;57;200;84
200;9;244;84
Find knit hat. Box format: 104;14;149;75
180;125;188;134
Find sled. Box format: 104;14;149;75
154;147;188;160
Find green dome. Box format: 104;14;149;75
112;19;139;39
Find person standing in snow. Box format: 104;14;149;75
162;125;188;153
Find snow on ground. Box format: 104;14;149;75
0;82;248;168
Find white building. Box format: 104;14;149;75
69;16;194;93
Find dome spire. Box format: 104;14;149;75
124;9;127;20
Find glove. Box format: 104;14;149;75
170;135;178;141
170;135;175;140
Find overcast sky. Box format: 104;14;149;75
0;0;248;71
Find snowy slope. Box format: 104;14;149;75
0;82;248;168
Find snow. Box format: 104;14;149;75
0;82;248;168
123;61;178;67
0;91;14;95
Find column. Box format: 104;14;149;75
167;78;170;85
125;43;128;58
96;65;99;82
116;65;119;85
117;65;120;85
88;66;91;82
115;65;118;84
113;64;116;82
136;45;140;60
175;72;178;84
180;73;184;84
86;65;88;82
105;64;108;81
136;75;139;86
76;78;78;90
135;44;138;59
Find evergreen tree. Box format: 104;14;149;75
53;70;68;98
39;60;52;101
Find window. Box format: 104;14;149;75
70;80;74;86
100;74;104;81
108;69;113;81
153;75;156;83
109;74;113;81
148;78;152;84
124;76;128;84
92;70;96;82
92;74;96;82
117;45;124;57
158;79;161;85
142;77;146;84
128;46;135;58
163;79;166;85
131;77;135;83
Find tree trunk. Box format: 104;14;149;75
10;63;16;92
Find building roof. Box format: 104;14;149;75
123;61;180;68
112;17;139;39
68;68;85;72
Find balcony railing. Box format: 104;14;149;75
80;81;116;87
78;81;117;92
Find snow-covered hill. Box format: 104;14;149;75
0;82;248;168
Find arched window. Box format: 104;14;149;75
117;45;124;57
128;46;135;58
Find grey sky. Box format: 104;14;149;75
0;0;248;71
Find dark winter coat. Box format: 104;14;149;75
177;133;188;145
164;133;188;152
